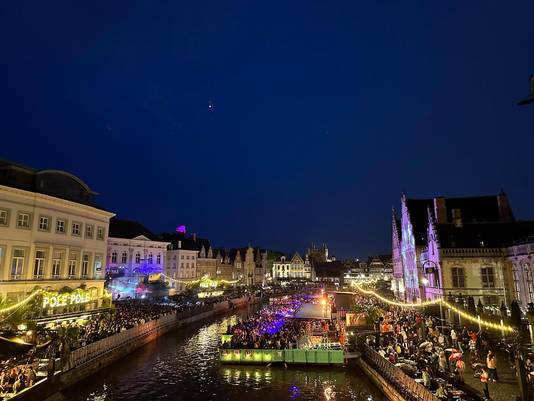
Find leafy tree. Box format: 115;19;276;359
467;296;476;316
510;300;522;329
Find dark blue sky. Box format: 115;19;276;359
2;1;534;259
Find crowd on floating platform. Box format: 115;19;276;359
222;295;341;350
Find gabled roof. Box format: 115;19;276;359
109;218;158;241
314;261;346;277
436;221;534;249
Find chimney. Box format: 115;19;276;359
497;191;514;222
433;197;447;223
452;209;463;228
178;240;182;249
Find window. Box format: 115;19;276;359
52;252;62;278
34;250;45;278
17;212;31;229
86;224;94;238
0;209;8;226
82;255;89;277
72;222;81;236
96;226;105;240
157;254;161;264
68;257;77;277
481;267;495;288
39;216;49;231
121;252;127;263
181;255;184;260
181;262;184;268
111;251;117;264
451;267;465;288
11;249;24;278
513;269;521;302
56;219;66;233
148;253;153;264
135;253;141;264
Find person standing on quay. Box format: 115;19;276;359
486;350;498;382
480;368;490;399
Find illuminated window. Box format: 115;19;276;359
72;222;81;236
56;219;66;233
96;226;105;240
52;251;62;277
86;224;94;238
481;267;495;288
17;212;31;229
11;249;25;278
0;209;8;226
451;267;465;288
34;250;45;278
82;254;89;277
68;256;77;277
39;216;49;231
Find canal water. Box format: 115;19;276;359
65;305;385;401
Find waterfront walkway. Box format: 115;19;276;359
462;350;519;401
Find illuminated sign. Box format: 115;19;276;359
42;291;91;308
198;291;223;298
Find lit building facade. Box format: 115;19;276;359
272;252;312;280
507;238;534;309
107;218;169;277
0;160;114;314
394;191;534;309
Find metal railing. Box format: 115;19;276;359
362;345;440;401
67;304;214;369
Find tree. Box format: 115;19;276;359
510;300;522;329
467;297;476;316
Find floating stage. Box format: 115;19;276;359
219;348;345;365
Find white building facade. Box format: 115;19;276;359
0;162;115;315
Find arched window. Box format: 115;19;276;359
135;253;141;264
111;251;117;264
121;252;127;263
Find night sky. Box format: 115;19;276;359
2;1;534;259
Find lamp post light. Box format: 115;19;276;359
422;260;444;324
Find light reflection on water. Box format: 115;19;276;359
65;306;385;401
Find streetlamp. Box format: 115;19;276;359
422;260;444;324
517;75;534;106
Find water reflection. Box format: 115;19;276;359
65;307;385;401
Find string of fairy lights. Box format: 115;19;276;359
0;273;239;315
353;282;516;333
159;273;241;286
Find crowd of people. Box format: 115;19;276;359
0;356;38;397
358;295;505;400
0;291;253;397
224;296;313;350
